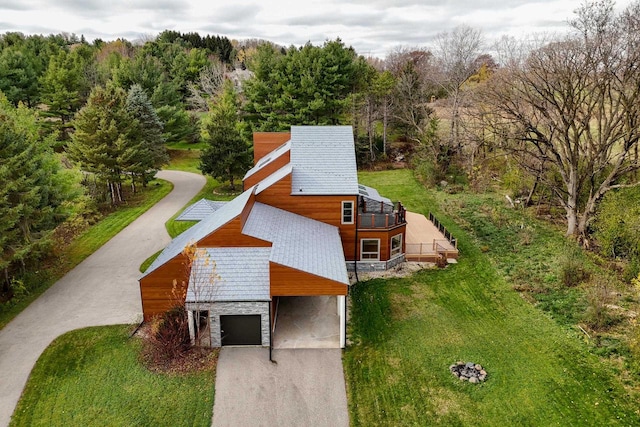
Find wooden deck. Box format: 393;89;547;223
405;211;459;262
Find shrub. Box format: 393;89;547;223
583;277;621;331
559;247;590;287
142;306;191;366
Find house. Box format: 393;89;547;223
139;125;411;349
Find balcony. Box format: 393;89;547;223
357;201;406;230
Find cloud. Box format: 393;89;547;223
1;0;635;59
0;0;34;11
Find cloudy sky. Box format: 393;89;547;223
0;0;635;57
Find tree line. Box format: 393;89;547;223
1;0;639;294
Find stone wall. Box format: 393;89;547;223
346;255;406;272
186;300;270;347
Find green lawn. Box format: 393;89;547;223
0;179;173;330
10;326;216;427
163;146;239;239
344;170;640;426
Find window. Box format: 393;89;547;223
391;234;403;257
361;239;380;260
342;201;354;224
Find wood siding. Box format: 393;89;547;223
140;255;189;321
255;174;358;260
253;132;291;164
270;262;348;296
357;225;407;261
243;150;290;190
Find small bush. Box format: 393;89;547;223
142;306;191;367
623;257;640;283
583;278;621;331
559;247;590;287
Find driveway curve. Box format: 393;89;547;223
0;170;205;426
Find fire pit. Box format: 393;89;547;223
450;361;487;383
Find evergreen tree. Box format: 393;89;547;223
199;82;251;191
69;84;139;204
39;49;87;125
0;94;75;291
243;39;362;130
126;84;168;189
0;46;39;107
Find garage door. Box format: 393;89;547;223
220;315;262;346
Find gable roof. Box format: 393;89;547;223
186;247;271;303
175;199;228;221
243;202;349;285
290;126;358;195
142;187;255;277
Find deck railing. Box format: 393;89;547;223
358;202;407;229
428;212;457;248
406;241;458;258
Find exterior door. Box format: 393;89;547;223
220;315;262;346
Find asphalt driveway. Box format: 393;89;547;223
212;348;349;427
0;170;205;427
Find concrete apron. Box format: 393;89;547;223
273;296;340;349
212;348;349;427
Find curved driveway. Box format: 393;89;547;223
0;170;205;427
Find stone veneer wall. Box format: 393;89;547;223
346;254;405;272
186;300;270;347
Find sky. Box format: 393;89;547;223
0;0;635;57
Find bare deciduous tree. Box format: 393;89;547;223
432;25;484;151
477;0;640;240
186;59;226;111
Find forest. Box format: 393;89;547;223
0;0;639;371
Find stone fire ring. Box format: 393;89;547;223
450;361;487;383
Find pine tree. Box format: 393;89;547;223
126;84;168;190
0;94;74;291
69;84;139;204
199;82;251;191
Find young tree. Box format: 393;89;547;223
199;82;251;191
478;1;640;240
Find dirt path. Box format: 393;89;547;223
0;170;205;427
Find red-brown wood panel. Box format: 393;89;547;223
253;132;291;164
256;177;357;259
139;255;189;321
270;262;348;296
357;224;407;261
243;151;291;190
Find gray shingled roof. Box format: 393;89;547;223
175;199;228;221
243;202;349;285
141;187;255;277
185;247;271;302
290;126;359;195
358;184;391;205
243;140;291;180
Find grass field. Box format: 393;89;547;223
10;326;216;427
0;179;173;330
344;169;640;426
